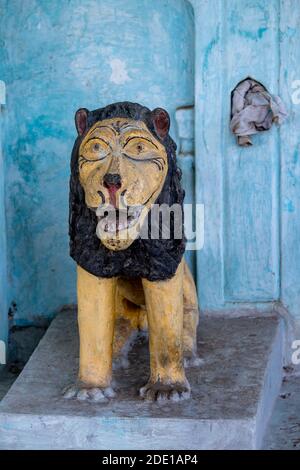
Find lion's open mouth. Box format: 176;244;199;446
96;206;143;235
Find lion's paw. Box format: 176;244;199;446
62;383;115;402
140;381;190;402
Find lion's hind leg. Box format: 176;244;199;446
182;261;203;367
113;279;147;369
113;316;139;369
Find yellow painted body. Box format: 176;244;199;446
76;259;198;400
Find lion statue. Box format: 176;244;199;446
64;102;199;402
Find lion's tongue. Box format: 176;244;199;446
107;185;119;208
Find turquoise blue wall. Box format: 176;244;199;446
279;0;300;322
0;98;8;347
0;0;194;326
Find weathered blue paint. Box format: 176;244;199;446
0;0;194;326
175;106;196;275
0;91;8;347
192;0;300;321
195;0;280;308
279;0;300;322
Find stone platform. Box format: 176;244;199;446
0;311;284;449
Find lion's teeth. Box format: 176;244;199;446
96;206;142;238
108;222;116;232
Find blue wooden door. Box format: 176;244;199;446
191;0;300;322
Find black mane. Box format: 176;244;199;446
69;101;185;281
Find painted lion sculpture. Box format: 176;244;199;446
65;102;199;402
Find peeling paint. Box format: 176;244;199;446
0;103;8;345
109;58;131;85
283;198;295;213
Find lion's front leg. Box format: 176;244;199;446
140;260;190;402
63;265;116;402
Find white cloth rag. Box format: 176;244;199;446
230;78;288;146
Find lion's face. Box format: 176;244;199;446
78;117;168;251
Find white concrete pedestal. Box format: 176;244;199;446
0;311;284;449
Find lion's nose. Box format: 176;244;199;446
103;173;122;189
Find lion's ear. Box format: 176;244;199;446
151;108;170;139
75;108;89;136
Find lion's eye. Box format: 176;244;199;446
136;143;144;153
80;138;110;163
124;138;157;157
93;143;100;152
